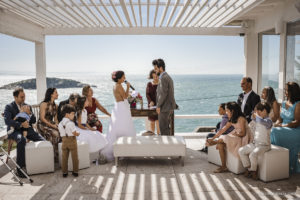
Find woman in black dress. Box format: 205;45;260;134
146;70;160;134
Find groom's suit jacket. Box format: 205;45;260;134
156;72;176;112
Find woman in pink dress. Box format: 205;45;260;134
207;101;253;173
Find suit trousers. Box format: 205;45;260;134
158;111;172;135
61;136;79;173
8;127;45;169
238;143;271;171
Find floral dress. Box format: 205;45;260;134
86;97;103;133
37;102;60;161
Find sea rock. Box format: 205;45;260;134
0;77;96;89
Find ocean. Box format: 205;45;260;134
0;73;243;133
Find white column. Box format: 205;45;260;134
244;21;259;93
35;36;47;103
278;21;287;102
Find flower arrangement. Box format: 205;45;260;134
128;91;143;109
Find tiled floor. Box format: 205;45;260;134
0;133;299;200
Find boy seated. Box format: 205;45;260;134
238;102;272;180
58;104;80;178
8;105;31;138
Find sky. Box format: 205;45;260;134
0;33;245;75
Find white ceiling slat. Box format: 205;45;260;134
202;0;238;27
216;0;265;27
208;0;248;27
166;0;180;27
52;0;86;27
172;0;191;27
138;0;142;26
120;0;132;27
98;0;118;27
178;0;200;27
109;0;125;27
153;0;160;27
32;0;74;27
184;0;209;27
19;0;64;27
0;1;47;27
197;0;231;27
129;0;138;27
42;0;80;27
159;0;171;27
90;0;112;27
69;0;97;27
2;0;53;27
187;0;219;26
80;0;105;27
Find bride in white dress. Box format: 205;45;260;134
102;71;136;161
76;96;108;156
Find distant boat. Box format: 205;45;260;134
0;77;97;89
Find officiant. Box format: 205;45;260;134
146;69;160;134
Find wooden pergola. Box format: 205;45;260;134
0;0;299;101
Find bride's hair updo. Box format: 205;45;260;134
112;71;124;82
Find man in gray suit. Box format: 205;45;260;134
155;59;176;135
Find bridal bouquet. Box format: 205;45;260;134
128;91;143;109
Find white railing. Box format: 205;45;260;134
98;114;221;119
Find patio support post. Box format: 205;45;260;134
244;21;259;93
35;36;47;103
278;21;287;102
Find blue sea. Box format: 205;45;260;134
0;72;243;133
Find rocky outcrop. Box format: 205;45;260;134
0;77;96;89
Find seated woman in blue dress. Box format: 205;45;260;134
271;82;300;174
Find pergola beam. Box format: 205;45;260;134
0;8;44;42
120;0;132;27
44;27;245;36
184;0;209;27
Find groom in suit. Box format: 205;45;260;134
237;77;261;123
155;59;176;135
4;88;45;177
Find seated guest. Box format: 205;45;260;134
261;86;280;122
206;102;253;173
239;102;272;180
82;85;110;133
201;103;234;153
76;96;108;161
4;88;44;177
237;77;260;123
146;70;160;135
57;93;80;122
37;88;60;162
271;82;300;174
8;105;32;138
58;104;80;178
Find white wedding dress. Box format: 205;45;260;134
76;109;108;153
102;100;136;161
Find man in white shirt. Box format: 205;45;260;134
237;77;261;123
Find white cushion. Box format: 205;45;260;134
258;144;289;182
208;145;245;174
25;141;54;175
113;136;186;157
58;140;90;171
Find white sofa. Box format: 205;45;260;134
113;136;186;166
25;141;54;175
58;140;90;171
257;144;289;182
208;144;290;182
208;145;245;174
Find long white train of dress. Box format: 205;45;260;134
102;100;136;161
76;128;108;153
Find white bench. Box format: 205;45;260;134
25;141;54;175
113;136;186;166
208;144;290;182
208;145;245;174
